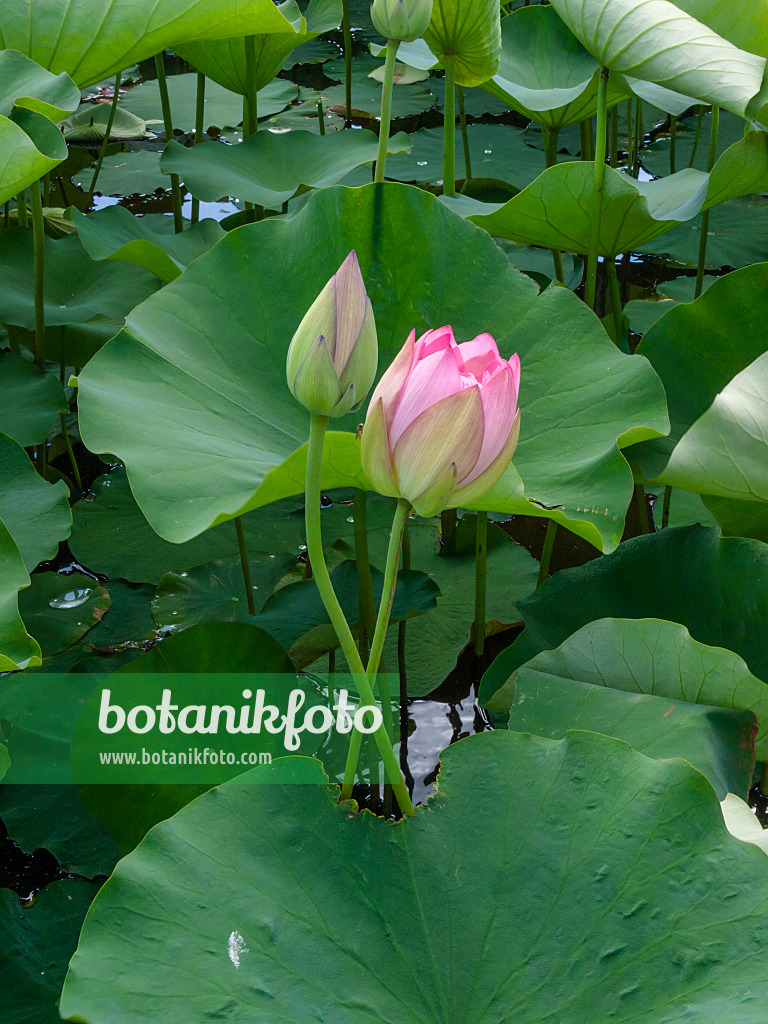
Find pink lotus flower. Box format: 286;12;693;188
361;326;521;517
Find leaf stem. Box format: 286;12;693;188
16;191;27;228
244;36;258;138
473;510;487;656
695;105;719;299
585;66;609;311
374;39;399;183
353;488;377;663
398;516;410;700
635;484;651;534
191;72;205;226
605;258;625;350
457;85;471;180
537;520;557;588
234;515;256;616
29;182;45;371
669;115;676;175
688;105;704;167
88;72;122;205
662;485;672;529
307;415;414;814
443;59;456;195
154;54;183;232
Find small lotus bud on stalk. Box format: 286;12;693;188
362;327;521;517
286;251;378;418
371;0;433;42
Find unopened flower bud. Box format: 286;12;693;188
371;0;433;43
286;251;378;418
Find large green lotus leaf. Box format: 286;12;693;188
0;231;159;329
660;351;768;502
464;128;768;256
60;103;149;141
672;0;768;60
627;263;768;482
702;494;768;544
0;50;79;205
70;468;307;584
0;0;325;88
0;784;120;877
160;129;412;205
176;0;342;95
18;572;111;658
480;526;768;707
299;78;438;119
3;880;100;1024
251;559;440;664
361;515;538;697
504;668;755;798
0;433;71;571
61;728;768;1024
625;273;718;336
71;207;225;284
72;150;167;198
482;6;630;130
424;0;501;87
0;725;8;781
0;519;41;671
490;616;768;759
75;183;667;555
120;74;297;132
0;351;67;446
151;551;298;628
548;0;767;119
382;124;577;188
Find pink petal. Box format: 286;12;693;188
367;330;416;429
414;326;455;360
456;333;501;378
459;362;519;488
389;341;465;447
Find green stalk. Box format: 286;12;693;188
307;415;414;814
635;484;651;534
6;323;20;355
473;510;487;656
342;0;353;123
234;515;256;616
457;85;472;180
605;258;625;349
88;71;122;205
662;485;672;529
190;72;205;226
544;128;565;283
609;105;618;168
625;99;633;169
243;36;258;138
585;67;609;311
16;191;27;228
397;516;410;700
353;488;377;664
3;201;8;227
443;60;457;195
29;183;45;370
42;173;50;206
441;507;457;543
317;98;326;135
669;115;677;174
537;520;557;588
374;39;399;183
633;98;643;178
60;413;83;494
154;53;183;233
695;105;719;299
688;105;704;167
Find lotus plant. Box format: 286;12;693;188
361;326;521;517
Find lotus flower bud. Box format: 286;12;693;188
286;251;378;418
371;0;433;42
361;327;521;518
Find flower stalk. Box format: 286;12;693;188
585;66;609;311
374;39;400;183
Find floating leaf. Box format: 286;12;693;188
636;196;768;269
60;102;149;140
75;183;667;555
0;519;40;671
61;730;768;1024
71;207;225;283
160;129;412;206
0;433;71;571
18;572;111;658
72;149;167;197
